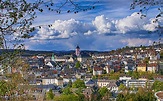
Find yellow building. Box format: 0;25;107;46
137;63;146;72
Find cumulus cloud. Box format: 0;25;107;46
115;12;147;33
32;19;95;40
92;15;115;34
32;12;161;41
143;17;163;31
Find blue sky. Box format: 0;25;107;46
22;0;162;51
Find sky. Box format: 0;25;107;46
22;0;163;51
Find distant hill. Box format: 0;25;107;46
0;43;162;56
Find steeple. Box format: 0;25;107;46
76;45;80;56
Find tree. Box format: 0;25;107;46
152;80;163;92
0;0;97;100
98;87;108;97
130;0;162;43
54;94;80;101
67;80;72;88
62;87;72;95
75;61;81;68
130;0;162;18
72;79;86;88
46;89;54;100
98;87;111;101
118;84;126;91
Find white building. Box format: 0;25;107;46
125;79;154;88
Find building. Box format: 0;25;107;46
93;67;103;75
55;77;63;87
119;76;132;81
76;45;80;57
125;79;154;88
137;63;146;72
42;77;55;85
97;79;118;91
147;63;158;73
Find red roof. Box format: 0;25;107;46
53;70;58;74
94;67;103;71
148;63;157;67
137;63;146;67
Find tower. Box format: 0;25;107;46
75;45;80;57
51;53;55;62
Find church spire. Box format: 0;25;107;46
76;45;80;56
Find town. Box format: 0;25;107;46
0;44;163;101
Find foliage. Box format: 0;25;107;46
67;80;72;88
152;80;163;92
130;0;162;19
118;84;126;91
46;89;54;100
75;61;81;68
143;57;150;64
116;88;156;101
62;87;72;95
98;87;108;97
160;51;163;59
54;94;80;101
0;80;14;96
109;72;121;80
72;79;86;88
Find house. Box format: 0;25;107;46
42;77;55;85
55;77;63;87
147;63;158;73
154;75;163;81
97;79;118;91
106;80;118;91
137;63;146;72
93;67;103;75
85;79;96;88
45;61;56;68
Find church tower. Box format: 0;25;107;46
51;53;55;62
75;45;80;57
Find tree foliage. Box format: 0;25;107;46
130;0;162;19
152;80;163;92
75;61;81;68
54;94;80;101
72;79;86;88
118;84;126;91
46;89;54;100
98;87;108;97
62;87;72;95
117;88;156;101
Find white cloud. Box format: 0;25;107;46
32;19;95;39
32;12;161;41
120;38;153;46
92;15;115;34
143;17;163;31
115;12;147;33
